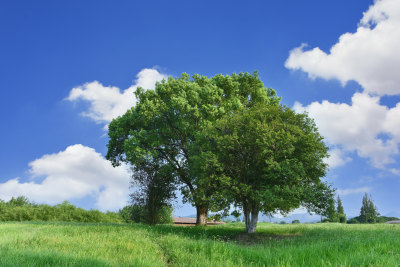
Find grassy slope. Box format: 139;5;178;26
1;222;400;266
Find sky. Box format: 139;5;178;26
1;0;400;219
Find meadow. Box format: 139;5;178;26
1;222;400;266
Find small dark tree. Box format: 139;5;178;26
130;158;176;225
337;195;346;223
323;197;338;222
119;204;143;223
359;193;379;223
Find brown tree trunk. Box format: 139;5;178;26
196;205;208;226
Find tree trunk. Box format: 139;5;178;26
196;205;208;226
243;203;251;233
247;209;259;234
243;203;259;234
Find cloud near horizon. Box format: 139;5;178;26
294;93;400;170
0;144;131;211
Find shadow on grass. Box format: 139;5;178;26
144;223;300;246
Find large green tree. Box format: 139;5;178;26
208;104;333;233
106;72;279;225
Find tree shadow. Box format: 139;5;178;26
144;223;300;246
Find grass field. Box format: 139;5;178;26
1;222;400;266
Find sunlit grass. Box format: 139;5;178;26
1;222;400;266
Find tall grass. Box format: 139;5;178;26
1;222;400;266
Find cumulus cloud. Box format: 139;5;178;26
337;186;371;196
0;145;131;211
285;0;400;96
294;93;400;169
67;68;168;124
286;0;400;170
324;148;352;169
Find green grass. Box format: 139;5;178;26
1;222;400;266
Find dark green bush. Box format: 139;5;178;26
119;204;173;224
347;217;360;224
0;196;123;223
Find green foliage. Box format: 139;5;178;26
106;72;280;224
119;204;141;223
359;193;380;223
323;195;346;223
119;204;172;224
292;220;300;224
348;215;398;224
130;157;176;225
106;71;332;232
209;103;332;232
324;196;338;222
336;195;346;223
347;217;361;224
377;216;400;223
0;197;122;223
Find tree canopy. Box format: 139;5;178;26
106;72;279;225
207;103;333;232
106;71;333;231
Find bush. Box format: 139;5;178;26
347;217;360;224
338;214;347;223
119;204;173;224
292;220;300;224
0;196;122;223
376;216;400;223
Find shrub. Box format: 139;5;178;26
119;204;173;224
347;217;360;224
0;196;122;223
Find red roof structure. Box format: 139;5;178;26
173;217;226;226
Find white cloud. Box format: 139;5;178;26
285;0;400;96
294;93;400;169
287;0;400;171
0;145;131;211
390;168;400;176
67;68;168;124
324;148;352;169
337;186;371;196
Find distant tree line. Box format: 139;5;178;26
324;193;395;224
323;195;346;223
0;196;122;223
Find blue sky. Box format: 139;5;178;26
1;0;399;218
